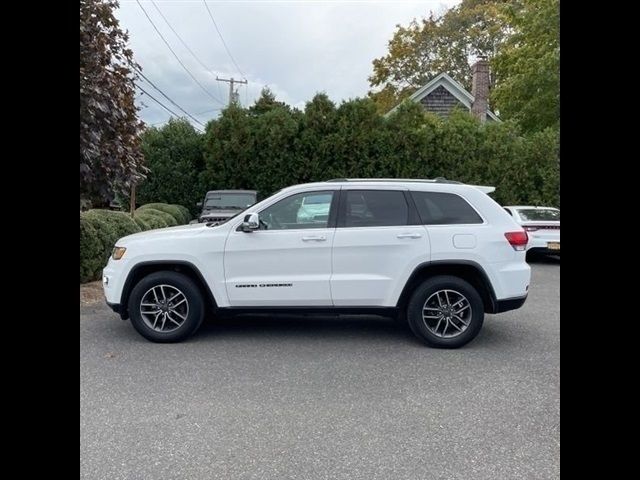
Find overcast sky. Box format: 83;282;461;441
115;0;460;129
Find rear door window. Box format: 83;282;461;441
343;190;409;227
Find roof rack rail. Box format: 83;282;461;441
323;177;495;194
325;177;463;184
433;177;463;184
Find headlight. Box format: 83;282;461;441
112;246;127;260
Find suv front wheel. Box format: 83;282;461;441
128;271;205;343
407;275;484;348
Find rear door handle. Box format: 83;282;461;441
302;235;327;242
397;233;422;239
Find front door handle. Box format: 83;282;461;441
397;233;422;239
302;235;327;242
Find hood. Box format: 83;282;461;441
200;209;240;218
118;222;209;245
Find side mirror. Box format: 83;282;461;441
196;201;203;208
241;213;259;232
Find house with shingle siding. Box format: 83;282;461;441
387;59;500;122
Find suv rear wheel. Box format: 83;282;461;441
407;275;484;348
128;271;205;343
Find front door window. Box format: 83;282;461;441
260;191;334;230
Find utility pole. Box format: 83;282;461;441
130;182;136;218
216;76;248;106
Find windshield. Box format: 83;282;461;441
204;193;256;209
517;208;560;221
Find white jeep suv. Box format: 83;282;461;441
102;179;531;348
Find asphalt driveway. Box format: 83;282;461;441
80;258;559;480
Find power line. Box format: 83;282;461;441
136;83;205;133
136;83;181;118
216;76;223;99
135;0;223;106
202;0;246;80
135;67;205;127
150;0;219;80
195;107;222;115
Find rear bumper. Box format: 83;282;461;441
527;234;560;252
528;247;560;255
493;295;528;313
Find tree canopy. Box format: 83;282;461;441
80;0;145;206
369;0;513;113
368;0;559;134
136;119;205;215
491;0;559;132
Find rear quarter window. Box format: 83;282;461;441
411;191;483;225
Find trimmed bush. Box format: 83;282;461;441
138;203;187;224
80;210;142;283
174;204;191;223
80;206;189;283
133;216;150;230
134;211;169;230
83;210;141;246
81;212;113;277
135;207;178;227
80;215;103;283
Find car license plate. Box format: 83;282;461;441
547;242;560;250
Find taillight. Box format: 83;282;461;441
524;226;538;232
505;231;528;251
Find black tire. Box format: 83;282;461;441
393;309;407;325
128;271;205;343
406;275;484;348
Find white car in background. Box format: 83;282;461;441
503;206;560;255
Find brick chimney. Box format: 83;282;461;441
471;58;490;122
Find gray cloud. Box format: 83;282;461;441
116;0;459;127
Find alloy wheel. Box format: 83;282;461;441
422;289;472;338
139;284;189;333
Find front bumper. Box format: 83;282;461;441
106;300;128;320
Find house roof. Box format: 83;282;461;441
385;72;500;121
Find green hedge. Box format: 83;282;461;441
133;210;169;229
135;207;178;227
133;216;150;230
174;204;192;223
80;215;103;283
80;203;190;283
137;203;187;224
197;95;559;207
136;118;205;217
136;95;558;212
80;210;141;283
